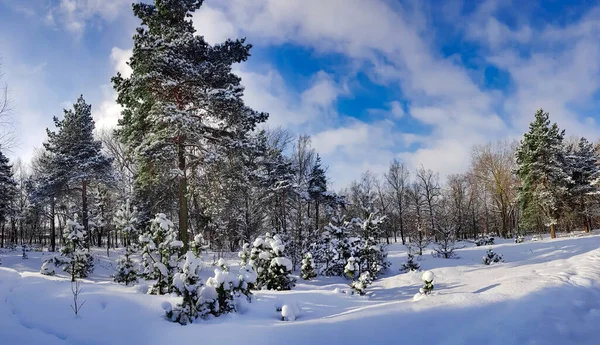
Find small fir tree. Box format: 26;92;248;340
483;249;504;265
148;213;182;295
167;251;204;325
301;253;317;280
113;200;139;285
351;271;373;295
344;256;359;280
420;271;434;295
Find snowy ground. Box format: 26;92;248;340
2;233;600;345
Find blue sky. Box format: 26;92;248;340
1;0;600;188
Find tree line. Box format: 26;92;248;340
1;0;599;263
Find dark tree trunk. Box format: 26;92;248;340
177;141;189;253
82;179;89;249
50;200;56;252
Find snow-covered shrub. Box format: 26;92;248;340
250;233;295;290
249;235;272;288
191;233;208;257
301;253;316;280
344;256;359;280
40;256;61;275
48;217;94;281
419;271;435;295
400;252;420;273
238;242;251;266
167;251;203;325
482;249;504;265
147;213;182;295
268;256;295;291
475;236;495;246
515;235;524;243
356;214;390;279
281;303;300;321
113;253;138;286
139;233;156;279
351;271;373;295
113;200;139;285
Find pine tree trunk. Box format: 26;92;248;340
50;200;56;252
177;141;189;253
550;223;556;239
1;221;4;248
82;179;89;249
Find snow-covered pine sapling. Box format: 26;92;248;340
138;233;156;280
147;213;182;295
301;253;317;280
113;200;139;286
344;256;359;280
238;243;251;266
249;236;272;289
400;252;420;273
267;235;295;290
351;271;373;295
191;233;208;257
482;249;504;265
515;235;524;243
206;267;236;315
167;251;203;325
40;256;61;276
236;264;257;300
58;217;94;282
217;258;229;272
475;236;495;246
420;271;435;295
22;247;28;260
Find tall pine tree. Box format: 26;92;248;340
113;0;267;252
44;96;112;241
565;137;600;233
515;109;570;238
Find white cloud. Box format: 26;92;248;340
93;47;132;129
48;0;131;35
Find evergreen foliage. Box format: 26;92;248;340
301;253;316;280
483;249;504;265
515;109;570;238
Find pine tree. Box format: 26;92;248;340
238;242;251;266
357;213;389;279
113;200;139;285
350;271;372;295
191;233;208;257
420;271;435;295
400;250;420;273
308;155;327;229
565;137;600;233
344;256;359;280
515;109;570;238
266;234;295;291
301;253;316;280
147;213;182;295
0;148;16;248
52;217;94;281
44;96;112;242
168;251;203;324
249;235;272;288
113;0;268;253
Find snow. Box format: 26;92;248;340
422;270;434;282
2;233;600;344
272;257;293;271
